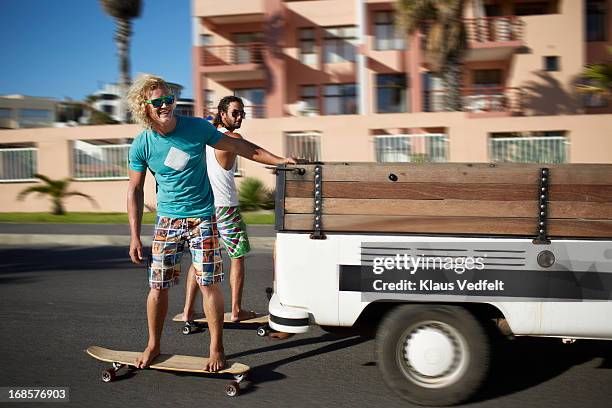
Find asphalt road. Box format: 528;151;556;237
1;245;611;408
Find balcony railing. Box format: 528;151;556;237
375;134;448;163
424;87;523;114
422;16;523;47
490;136;569;164
0;147;37;182
203;105;267;120
202;43;265;66
464;16;523;43
72;141;130;180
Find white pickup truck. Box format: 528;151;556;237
268;162;612;406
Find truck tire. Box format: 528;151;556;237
377;304;490;406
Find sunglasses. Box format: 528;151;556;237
231;109;246;119
146;95;175;108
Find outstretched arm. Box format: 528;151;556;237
213;133;296;166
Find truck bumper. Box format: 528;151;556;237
268;293;310;334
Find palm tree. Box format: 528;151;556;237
18;174;98;215
99;0;142;123
395;0;467;111
576;46;612;99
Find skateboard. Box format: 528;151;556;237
86;346;249;397
172;312;271;337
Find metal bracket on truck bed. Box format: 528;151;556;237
310;165;326;240
533;167;551;245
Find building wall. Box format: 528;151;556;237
1;111;611;212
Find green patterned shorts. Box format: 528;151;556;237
215;206;251;259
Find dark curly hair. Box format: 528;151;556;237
213;95;244;128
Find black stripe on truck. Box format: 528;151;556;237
270;314;309;327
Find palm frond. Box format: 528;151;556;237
65;191;99;208
100;0;142;20
17;186;53;201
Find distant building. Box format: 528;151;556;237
92;82;194;122
0;95;57;129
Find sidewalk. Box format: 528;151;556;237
0;223;276;249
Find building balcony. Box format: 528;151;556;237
201;43;266;81
423;16;524;62
424;87;523;116
464;16;524;61
194;0;265;24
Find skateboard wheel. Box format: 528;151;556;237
112;362;124;370
225;381;240;397
182;326;192;335
256;326;268;337
102;369;116;383
233;373;247;383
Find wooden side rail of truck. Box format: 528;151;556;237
268;162;612;406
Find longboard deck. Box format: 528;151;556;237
172;312;269;325
86;346;249;375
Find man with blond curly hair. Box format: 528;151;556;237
126;74;295;371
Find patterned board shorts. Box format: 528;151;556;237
216;206;251;259
148;216;223;289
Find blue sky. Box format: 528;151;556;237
0;0;193;100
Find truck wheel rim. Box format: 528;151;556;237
397;320;469;388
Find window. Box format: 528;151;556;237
0;143;37;181
324;84;357;115
587;0;607;42
285;131;321;162
581;79;608;108
324;26;357;63
513;2;555;16
299;28;317;65
102;105;114;115
489;131;568;164
299;85;319;115
374;11;405;50
543;56;560;72
204;89;215;119
473;69;502;88
99;93;118;101
234;88;266;118
18;109;53;127
199;34;212;46
0;108;11;118
376;74;407;113
374;134;448;163
72;139;132;180
233;32;264;64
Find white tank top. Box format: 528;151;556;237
206;127;239;207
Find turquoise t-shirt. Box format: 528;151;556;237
128;115;224;218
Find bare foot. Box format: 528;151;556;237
181;311;194;322
270;332;295;340
231;309;257;322
204;350;226;372
135;346;160;369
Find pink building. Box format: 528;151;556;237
0;0;611;213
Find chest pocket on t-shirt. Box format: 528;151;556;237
164;147;190;172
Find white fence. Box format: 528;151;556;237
72;141;131;180
374;134;448;163
489;136;569;164
0;147;37;182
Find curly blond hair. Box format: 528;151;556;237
127;73;170;129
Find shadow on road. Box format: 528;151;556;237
225;333;371;390
0;246;142;276
473;337;612;403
